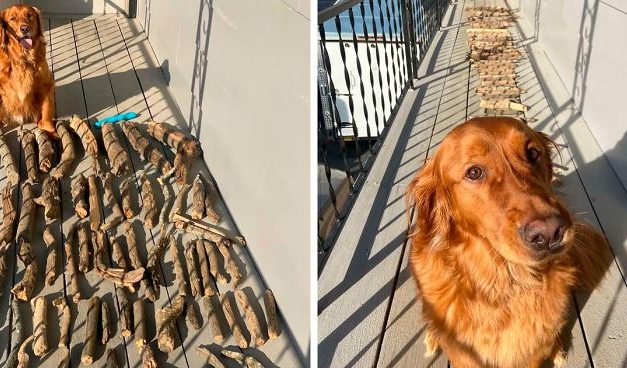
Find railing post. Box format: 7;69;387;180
401;0;419;89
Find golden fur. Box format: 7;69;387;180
0;5;56;136
406;117;611;368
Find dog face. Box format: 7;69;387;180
409;117;574;266
1;5;42;50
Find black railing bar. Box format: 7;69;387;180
318;92;342;222
319;0;366;24
378;0;393;123
369;0;386;132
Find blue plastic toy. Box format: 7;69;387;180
94;112;139;127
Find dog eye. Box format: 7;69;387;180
27;14;32;19
465;166;484;181
527;147;540;162
9;17;16;21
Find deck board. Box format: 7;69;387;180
320;0;627;366
0;14;302;368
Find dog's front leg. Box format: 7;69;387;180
38;84;57;138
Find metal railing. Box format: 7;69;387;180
318;0;448;256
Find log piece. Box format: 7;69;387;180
34;176;61;221
235;289;267;346
117;286;133;338
222;292;249;348
173;213;246;247
88;174;103;231
157;175;173;229
156;295;184;353
43;225;57;285
206;241;228;285
12;183;37;301
71;174;89;218
17;335;34;368
221;350;265;368
196;238;216;296
20;129;38;183
64;223;81;302
186;301;202;331
146;120;202;184
101;299;112;344
133;299;146;349
51;120;77;179
140;173;158;229
202;295;225;343
0;244;8;296
146;231;170;299
78;221;92;273
141;345;158;368
94;230;144;290
120;177;135;219
6;299;24;368
122;121;172;175
479;99;528;112
125;222;154;300
264;289;281;339
69;115;102;174
110;234;129;270
81;296;101;366
0;183;16;245
190;174;205;220
102;123;130;176
201;174;220;224
32;296;48;356
106;348;120;368
217;241;243;287
170;183;190;222
195;346;225;368
0;130;19;185
53;296;71;348
102;173;124;231
185;241;202;297
35;128;55;173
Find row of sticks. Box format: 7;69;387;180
0;117;280;367
466;6;529;113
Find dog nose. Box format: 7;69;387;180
520;215;566;251
20;25;30;34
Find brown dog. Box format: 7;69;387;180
406;117;611;367
0;4;56;136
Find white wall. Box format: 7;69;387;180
135;0;311;357
3;0;128;14
517;0;627;189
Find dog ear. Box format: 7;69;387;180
536;131;559;183
406;157;452;249
30;6;43;38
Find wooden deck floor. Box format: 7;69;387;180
0;15;302;368
318;0;627;367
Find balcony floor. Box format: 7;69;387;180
0;15;302;368
318;0;627;367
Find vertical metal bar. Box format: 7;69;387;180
348;7;374;154
360;2;382;138
369;0;386;131
318;25;356;192
385;0;401;100
379;0;394;120
318;90;342;222
390;0;406;91
401;0;418;88
334;14;365;172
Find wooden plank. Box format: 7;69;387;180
114;16;303;367
520;35;627;368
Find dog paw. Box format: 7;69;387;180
552;350;566;367
423;328;439;358
37;120;59;140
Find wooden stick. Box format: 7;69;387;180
156;295;185;353
173;213;246;246
81;296;101;366
64;223;81;303
15;183;34;251
122;121;172;175
236;289;267;346
0;131;19;185
120;177;135;219
12;183;37;301
17;335;34;368
35;128;55;173
479;99;528;112
32;296;48;356
6;300;24;368
206;241;228;285
110;234;129;270
34;176;61;221
94;230;144;290
140;173;158;229
146;120;202;184
51;120;77;179
217;241;243;287
106;348;120;368
195;346;226;368
222;292;249;348
202;295;225;343
191;174;205;220
264;289;281;339
141;345;158;368
0;183;16;245
200;174;220;224
53;296;71;348
88;174;103;231
20;129;38;183
11;262;37;301
102;173;125;231
44;225;57;285
146;232;170;299
133;298;146;349
117;286;133;338
186;301;202;331
70;114;102;174
102;123;130;176
78;221;91;273
101;299;112;344
58;347;70;368
221;350;265;368
185;241;202;297
170;183;190;223
196;238;216;296
71;174;89;218
169;236;187;296
0;244;8;297
157;175;173;229
124;222;154;301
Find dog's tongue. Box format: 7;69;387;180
20;38;33;49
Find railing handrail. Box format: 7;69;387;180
319;0;366;24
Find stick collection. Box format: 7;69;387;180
0;117;281;367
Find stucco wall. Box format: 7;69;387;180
135;0;311;356
517;0;627;188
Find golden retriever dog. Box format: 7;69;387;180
0;4;56;136
406;117;611;368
